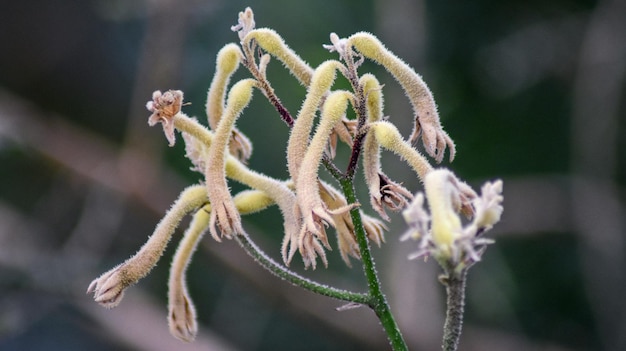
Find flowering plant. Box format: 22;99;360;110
87;8;503;350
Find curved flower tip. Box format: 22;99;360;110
371;173;413;221
86;265;129;309
298;229;329;270
281;228;299;267
361;212;388;246
303;207;335;247
168;293;198;342
209;200;243;241
229;129;253;163
411;122;456;163
231;7;255;41
147;90;184;146
281;205;302;267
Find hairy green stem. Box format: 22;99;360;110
234;231;369;304
442;268;467;351
340;177;408;351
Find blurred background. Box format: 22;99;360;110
0;0;624;350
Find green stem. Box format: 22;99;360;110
441;268;467;351
234;231;370;304
340;177;408;351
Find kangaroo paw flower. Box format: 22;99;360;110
402;169;503;269
147;90;184;146
205;79;257;238
336;32;456;162
298;225;329;270
168;292;198;342
167;207;209;342
87;264;128;309
87;185;207;308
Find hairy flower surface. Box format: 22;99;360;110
402;169;503;268
287;60;344;183
294;91;355;268
89;7;503;347
147;90;184;146
206;43;253;163
326;32;455;162
88;185;207;308
205;79;257;239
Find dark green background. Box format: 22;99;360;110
1;0;624;350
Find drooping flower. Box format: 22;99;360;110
87;185;207;308
326;32;456;163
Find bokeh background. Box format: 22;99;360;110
1;0;624;350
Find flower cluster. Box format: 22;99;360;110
87;7;501;344
401;169;503;270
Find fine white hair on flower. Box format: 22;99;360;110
401;170;503;266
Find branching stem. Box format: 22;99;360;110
234;230;369;304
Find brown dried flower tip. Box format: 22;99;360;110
298;228;329;270
86;264;130;309
147;90;184;146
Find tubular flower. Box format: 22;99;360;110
359;73;413;220
206;43;253;163
402;169;503;269
294;91;355;268
327;32;455;163
167;189;278;342
181;117;299;261
369;121;434;182
225;159;300;267
205;79;257;240
87;185;207;308
287;60;345;183
168;207;208;342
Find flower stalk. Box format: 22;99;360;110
340;177;408;351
